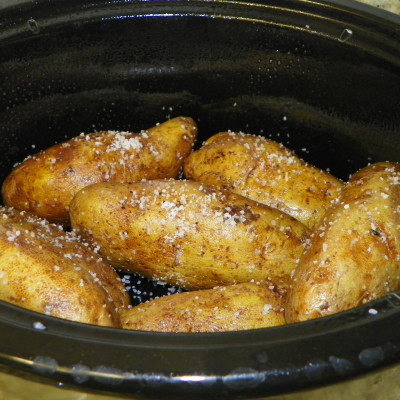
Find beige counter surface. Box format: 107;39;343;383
2;364;400;400
357;0;400;14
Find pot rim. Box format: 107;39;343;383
1;293;400;398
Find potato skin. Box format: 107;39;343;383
2;117;197;226
70;180;310;291
0;207;130;327
184;132;343;229
121;283;285;332
285;162;400;323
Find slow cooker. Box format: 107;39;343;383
0;0;400;399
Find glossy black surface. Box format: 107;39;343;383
0;0;400;398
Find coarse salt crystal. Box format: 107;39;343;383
107;133;143;152
262;304;273;315
33;321;47;330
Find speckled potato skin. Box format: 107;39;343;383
70;180;310;291
183;132;343;229
2;117;197;226
121;283;285;332
0;207;130;327
285;162;400;323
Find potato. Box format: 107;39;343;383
70;179;310;291
121;283;285;332
184;132;343;229
285;162;400;323
2;117;197;226
0;207;130;327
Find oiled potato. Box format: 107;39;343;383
70;180;310;290
0;207;130;327
184;132;343;229
286;162;400;323
121;283;285;332
2;117;197;226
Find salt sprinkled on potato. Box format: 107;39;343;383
2;117;197;226
184;131;343;229
70;179;310;291
121;283;285;333
0;207;130;327
286;161;400;322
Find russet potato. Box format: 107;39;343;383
2;117;197;226
121;283;285;333
69;180;310;291
285;162;400;322
184;132;343;229
0;207;130;327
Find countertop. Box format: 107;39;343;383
357;0;400;14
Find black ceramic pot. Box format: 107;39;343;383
0;0;400;399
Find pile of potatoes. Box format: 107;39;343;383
1;116;399;332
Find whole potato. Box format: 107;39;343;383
2;117;197;226
70;180;310;291
0;207;130;327
285;162;400;323
184;132;343;229
121;283;285;333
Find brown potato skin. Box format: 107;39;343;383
0;207;130;327
121;283;285;332
2;117;197;226
285;162;400;323
70;180;310;291
184;132;343;229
